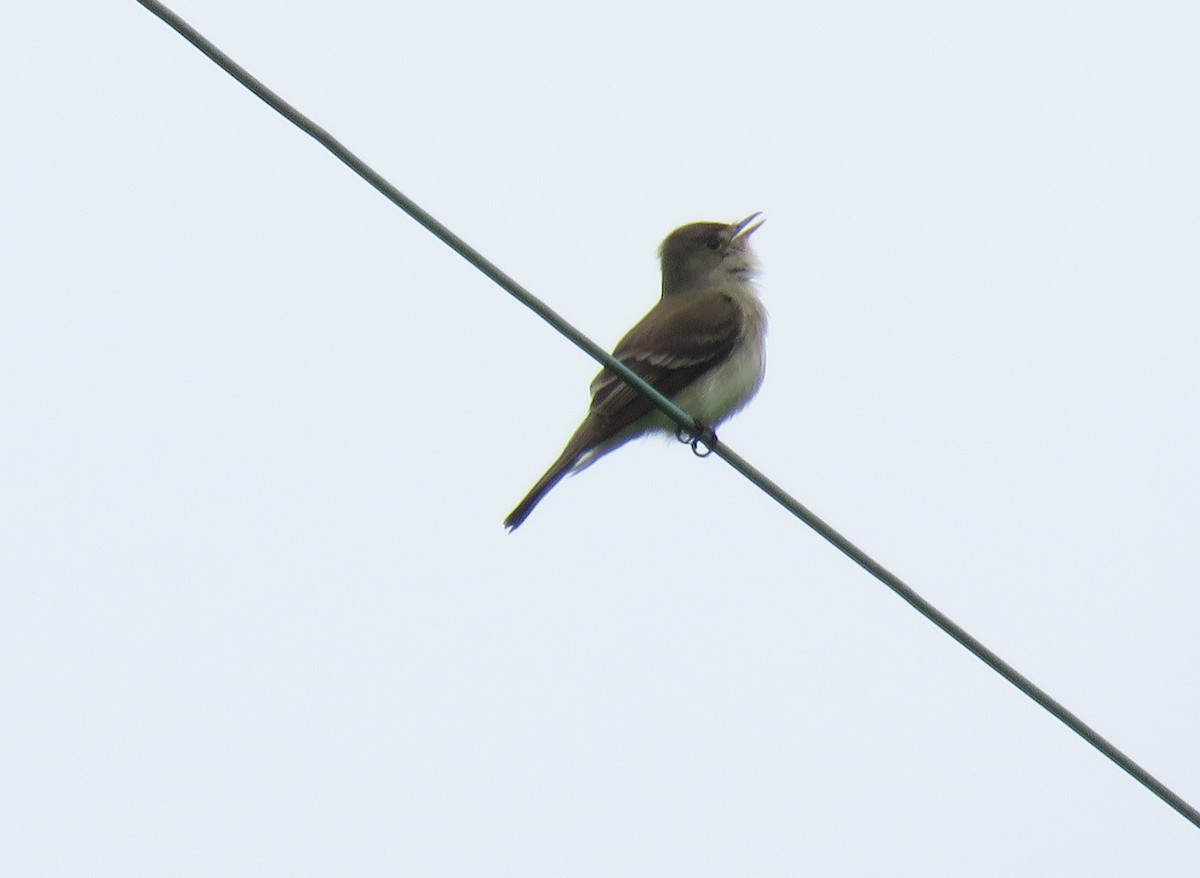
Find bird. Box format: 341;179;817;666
503;213;768;531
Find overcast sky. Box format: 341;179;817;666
3;1;1199;875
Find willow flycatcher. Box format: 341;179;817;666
504;213;767;530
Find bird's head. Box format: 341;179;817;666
658;212;764;297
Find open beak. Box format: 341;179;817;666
732;212;765;240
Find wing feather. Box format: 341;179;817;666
587;291;743;431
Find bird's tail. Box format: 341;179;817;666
503;444;581;531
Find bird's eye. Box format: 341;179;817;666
705;235;721;251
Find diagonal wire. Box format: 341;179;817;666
135;0;1200;831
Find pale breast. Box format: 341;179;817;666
672;287;767;427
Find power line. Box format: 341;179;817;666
135;0;1200;831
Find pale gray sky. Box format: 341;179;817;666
3;1;1199;874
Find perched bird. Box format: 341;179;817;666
504;213;768;531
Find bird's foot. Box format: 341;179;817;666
675;423;717;457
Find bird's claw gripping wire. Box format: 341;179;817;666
675;423;717;457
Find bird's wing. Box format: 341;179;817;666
587;290;743;428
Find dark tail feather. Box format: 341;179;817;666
503;446;579;531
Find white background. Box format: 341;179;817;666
3;1;1199;874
